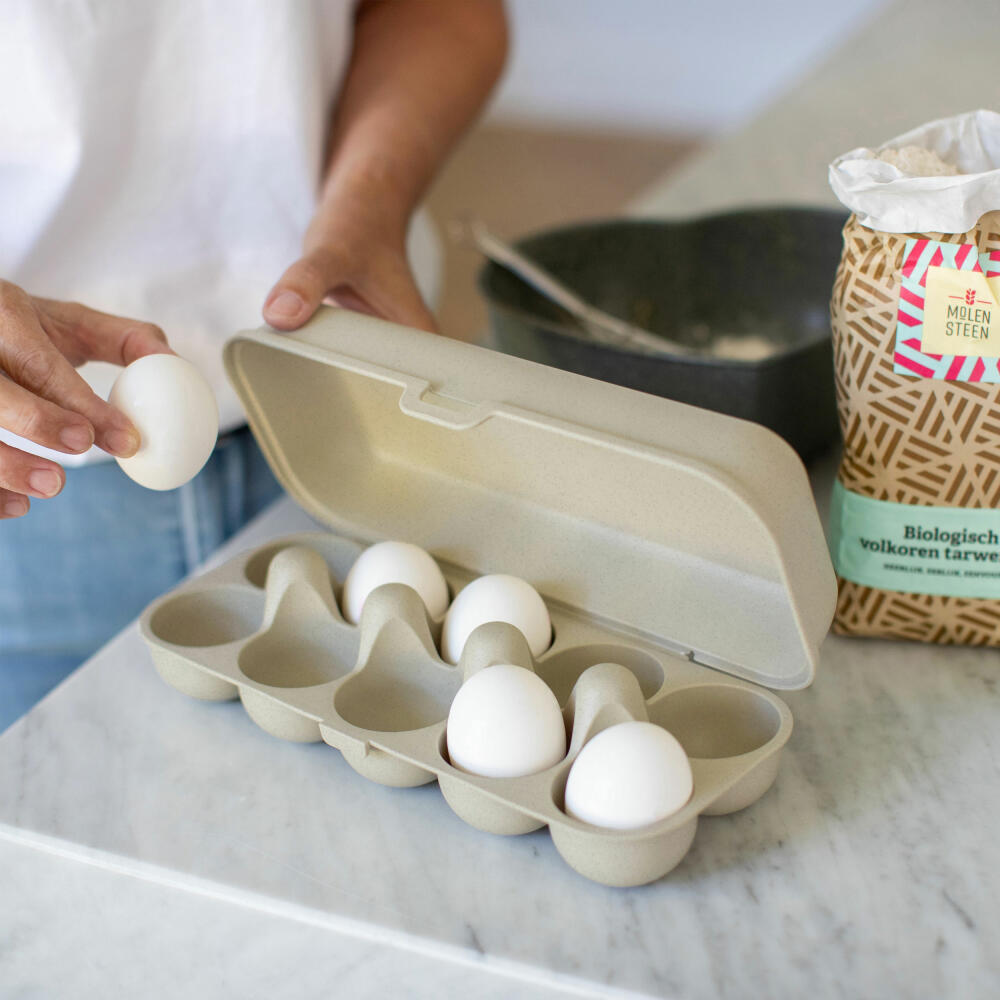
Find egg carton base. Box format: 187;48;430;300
140;532;793;887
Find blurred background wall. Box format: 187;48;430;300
489;0;888;135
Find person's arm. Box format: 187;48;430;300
263;0;508;332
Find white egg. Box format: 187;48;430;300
441;574;551;664
564;721;693;830
109;355;219;491
341;540;450;624
446;664;566;778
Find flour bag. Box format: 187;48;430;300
828;110;1000;643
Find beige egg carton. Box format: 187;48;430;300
141;534;793;886
138;307;837;887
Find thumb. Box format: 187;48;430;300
263;249;338;331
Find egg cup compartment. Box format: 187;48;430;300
534;643;665;704
543;667;791;885
648;684;789;816
334;583;454;732
651;684;784;759
146;586;266;701
536;662;704;887
148;586;264;649
437;757;555;837
141;531;796;885
435;621;554;834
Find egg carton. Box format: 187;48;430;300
140;532;793;888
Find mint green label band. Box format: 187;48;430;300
829;480;1000;599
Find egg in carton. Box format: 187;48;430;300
138;307;836;887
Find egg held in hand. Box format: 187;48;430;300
341;540;450;623
108;355;219;491
564;721;693;830
441;574;552;664
446;664;567;778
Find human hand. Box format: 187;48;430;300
0;282;173;518
262;196;436;334
262;0;506;337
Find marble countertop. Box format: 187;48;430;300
3;479;999;999
4;1;1000;996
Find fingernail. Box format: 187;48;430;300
27;469;61;497
266;291;305;321
60;423;94;453
106;426;140;457
3;496;28;517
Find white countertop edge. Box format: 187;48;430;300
0;821;648;1000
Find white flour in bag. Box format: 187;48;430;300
877;146;960;177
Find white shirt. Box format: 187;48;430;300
0;0;439;466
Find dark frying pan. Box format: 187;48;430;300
478;207;847;461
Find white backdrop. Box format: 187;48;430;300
488;0;889;135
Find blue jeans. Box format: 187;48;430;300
0;426;282;732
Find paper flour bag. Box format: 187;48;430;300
828;110;1000;643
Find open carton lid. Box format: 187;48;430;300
224;308;836;690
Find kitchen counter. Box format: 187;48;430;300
3;477;999;999
4;2;1000;996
